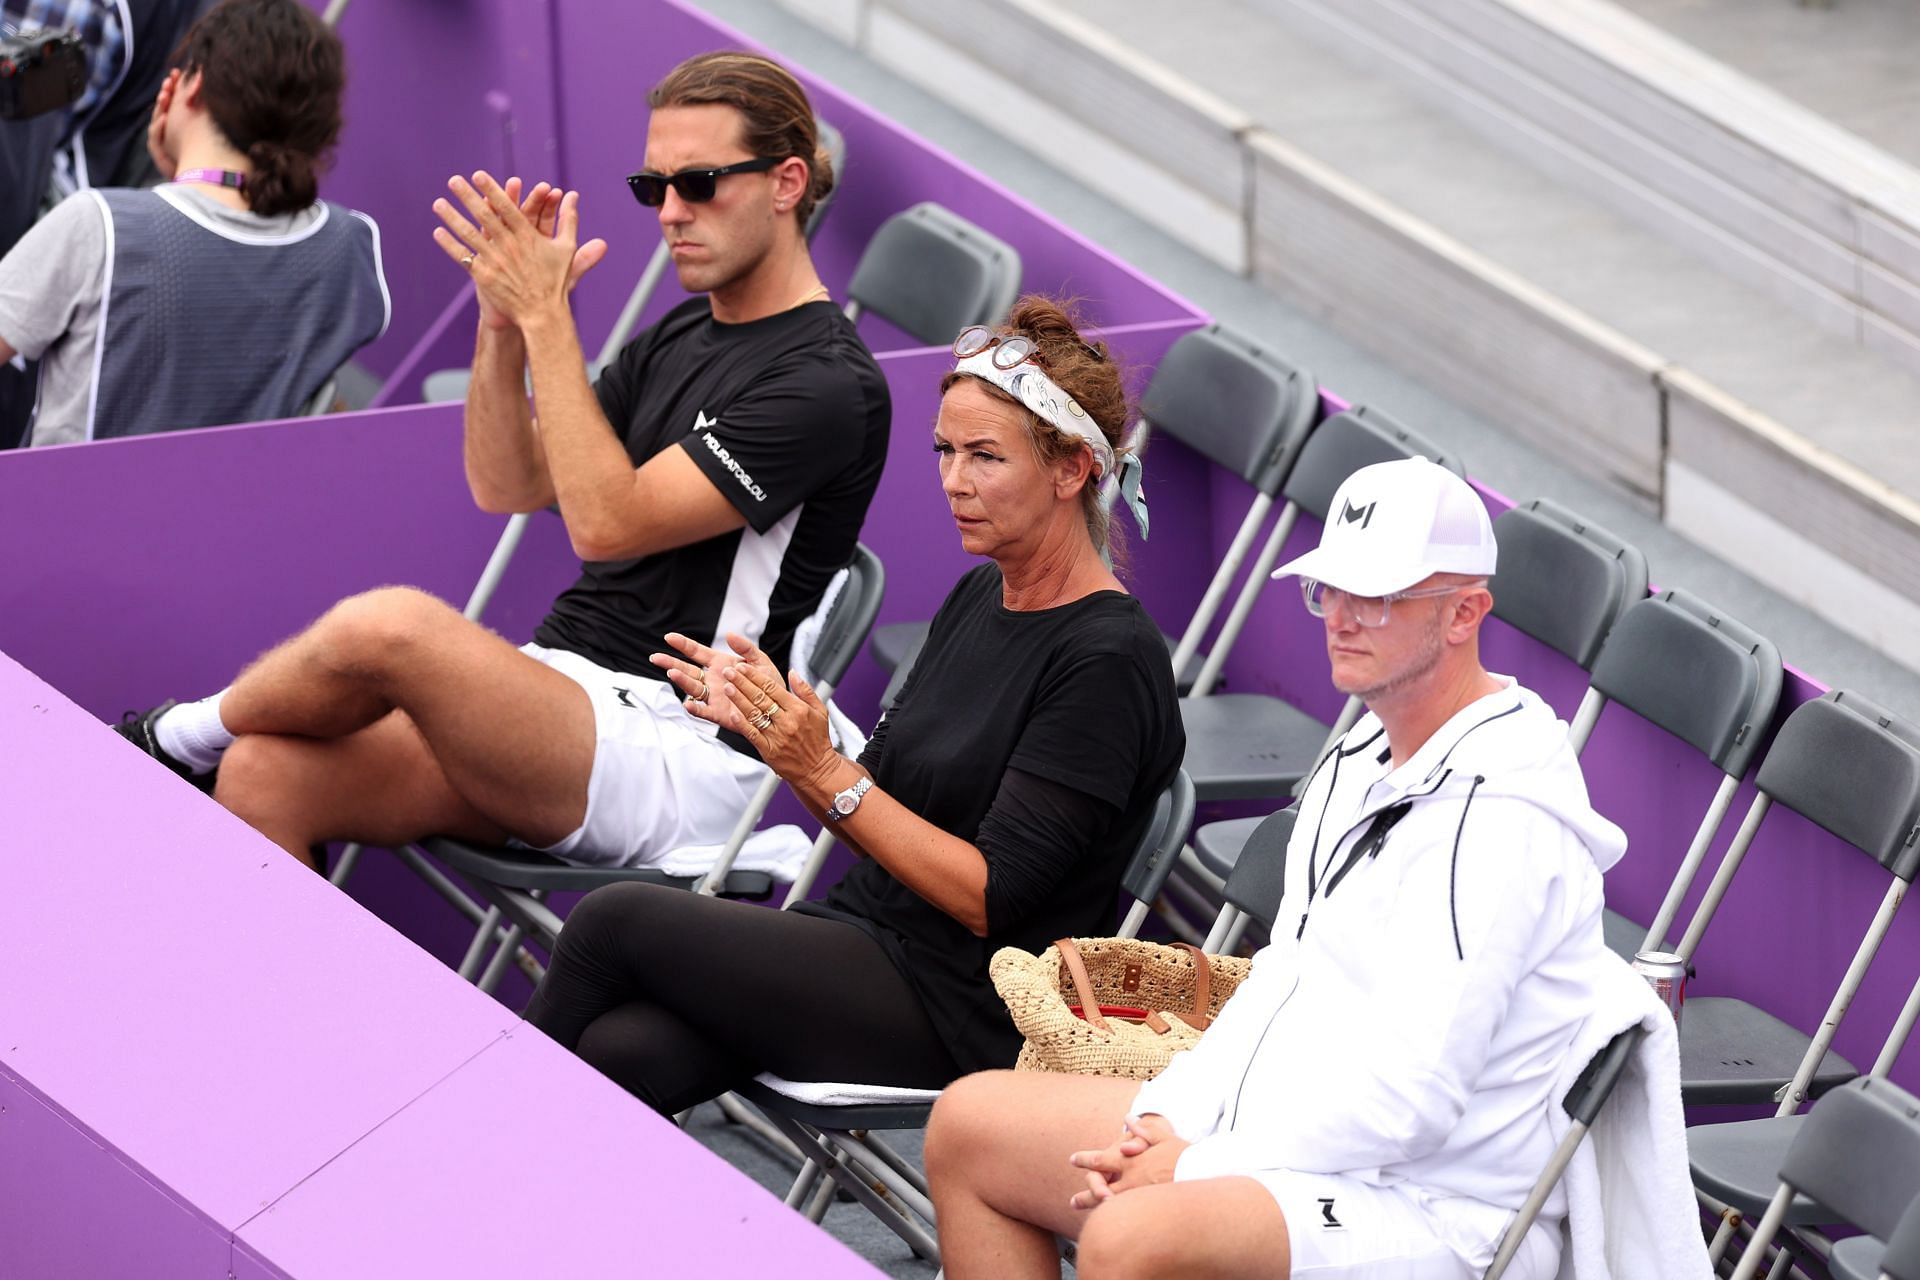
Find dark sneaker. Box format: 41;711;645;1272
114;700;216;794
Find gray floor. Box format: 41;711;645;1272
680;1;1920;1271
1616;0;1920;170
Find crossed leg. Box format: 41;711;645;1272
209;586;597;867
926;1070;1292;1280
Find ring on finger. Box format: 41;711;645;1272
461;252;476;269
750;710;774;731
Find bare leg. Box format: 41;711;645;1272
926;1071;1292;1280
213;587;596;860
927;1071;1138;1279
215;712;511;867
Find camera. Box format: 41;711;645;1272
0;25;86;121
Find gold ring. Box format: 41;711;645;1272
750;710;773;731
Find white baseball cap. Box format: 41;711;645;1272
1271;457;1497;596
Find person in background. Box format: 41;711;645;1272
0;0;386;446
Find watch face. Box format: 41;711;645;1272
833;791;858;815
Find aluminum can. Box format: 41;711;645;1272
1632;949;1687;1029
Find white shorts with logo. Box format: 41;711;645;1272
1256;1170;1561;1280
516;643;771;869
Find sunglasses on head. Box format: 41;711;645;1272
626;156;781;208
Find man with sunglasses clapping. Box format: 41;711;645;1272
114;52;892;883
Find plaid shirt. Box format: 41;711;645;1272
3;0;127;125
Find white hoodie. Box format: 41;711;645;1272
1132;678;1627;1266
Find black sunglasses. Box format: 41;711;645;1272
626;156;781;208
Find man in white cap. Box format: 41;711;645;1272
926;458;1626;1280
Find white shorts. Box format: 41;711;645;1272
516;643;771;869
1255;1170;1560;1280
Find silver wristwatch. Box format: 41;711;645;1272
826;776;872;822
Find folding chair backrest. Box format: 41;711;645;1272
1489;498;1648;671
803;119;847;241
1222;807;1294;930
843;202;1022;346
809;543;885;693
1755;690;1920;881
1116;769;1197;936
1587;589;1781;778
1779;1077;1920;1242
1139;324;1318;495
1884;1192;1920;1280
1280;404;1467;520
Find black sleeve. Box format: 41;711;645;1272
590;331;646;433
855;710;891;775
977;767;1121;935
679;351;869;534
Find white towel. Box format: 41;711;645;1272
652;567;866;880
786;567;869;760
753;1073;942;1107
651;824;813;880
1552;954;1713;1280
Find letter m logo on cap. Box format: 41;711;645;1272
1339;498;1377;529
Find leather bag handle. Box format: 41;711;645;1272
1053;938;1215;1034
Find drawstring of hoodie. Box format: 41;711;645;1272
1449;775;1486;960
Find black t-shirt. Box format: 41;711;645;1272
534;297;890;753
800;564;1186;1073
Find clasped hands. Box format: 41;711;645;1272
652;632;848;797
1067;1113;1188;1211
431;171;608;332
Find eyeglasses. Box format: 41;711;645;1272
1300;578;1486;628
953;325;1042;370
954;324;1108;368
626;156;781;208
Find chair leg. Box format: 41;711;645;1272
475;923;526;995
457;906;504;981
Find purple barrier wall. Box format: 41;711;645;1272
0;653;873;1278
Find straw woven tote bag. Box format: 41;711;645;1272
990;937;1251;1080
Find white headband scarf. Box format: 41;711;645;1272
952;350;1150;539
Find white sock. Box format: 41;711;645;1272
155;690;235;774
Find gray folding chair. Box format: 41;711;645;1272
735;768;1198;1267
409;543;886;993
839;200;1021;348
1199;806;1293;952
1724;1078;1920;1280
1682;690;1920;1263
1484;1021;1645;1280
1571;590;1783;961
1171;403;1467;941
1679;688;1920;1112
1487;497;1649;696
1871;1192;1920;1280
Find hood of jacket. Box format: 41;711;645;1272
1320;676;1627;875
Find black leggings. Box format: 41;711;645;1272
523;883;961;1115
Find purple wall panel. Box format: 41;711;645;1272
237;1029;878;1278
0;407;500;723
311;0;539;380
0;655;522;1230
0;1071;234;1280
